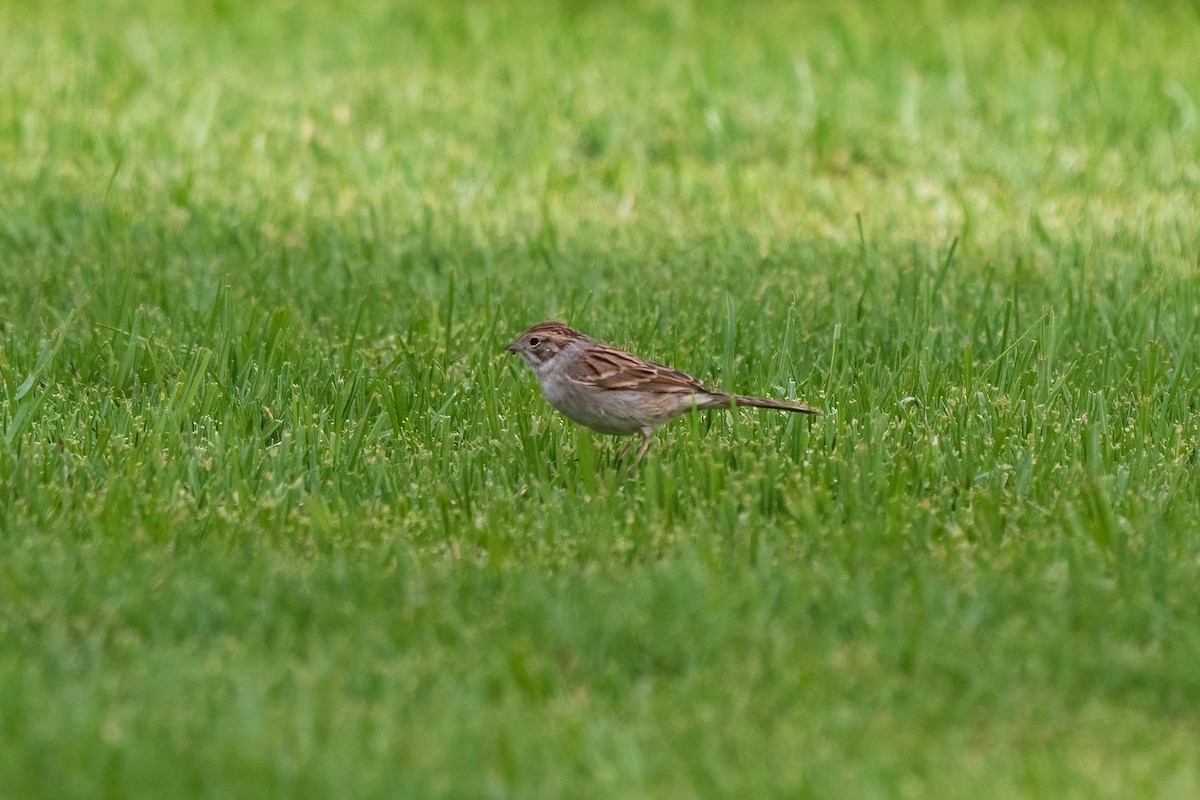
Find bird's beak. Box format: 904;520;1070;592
504;339;519;353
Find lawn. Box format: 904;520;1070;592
2;0;1199;797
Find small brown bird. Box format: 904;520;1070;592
506;321;820;461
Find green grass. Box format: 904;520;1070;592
3;0;1200;796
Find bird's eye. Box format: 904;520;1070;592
529;337;541;347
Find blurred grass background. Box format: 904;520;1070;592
2;1;1199;797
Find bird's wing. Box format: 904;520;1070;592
564;344;710;394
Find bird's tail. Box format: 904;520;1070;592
731;395;821;415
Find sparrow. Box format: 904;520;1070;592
506;321;820;461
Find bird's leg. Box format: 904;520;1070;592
634;428;654;463
616;437;636;460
